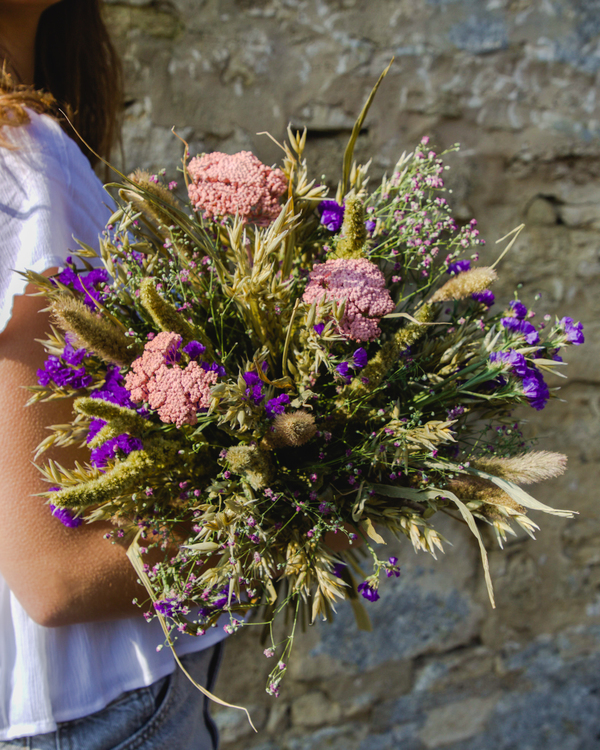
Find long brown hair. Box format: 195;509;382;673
0;0;122;165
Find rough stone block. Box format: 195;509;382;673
291;691;341;728
418;695;498;748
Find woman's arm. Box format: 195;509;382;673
0;283;149;628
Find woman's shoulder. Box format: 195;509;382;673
0;107;110;234
0;108;112;333
0;108;97;192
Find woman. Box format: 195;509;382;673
0;2;225;747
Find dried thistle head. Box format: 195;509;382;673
472;452;567;485
430;267;498;303
263;410;317;449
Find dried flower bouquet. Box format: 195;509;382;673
24;68;584;705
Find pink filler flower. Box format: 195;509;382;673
125;332;217;428
187;151;287;225
303;258;395;341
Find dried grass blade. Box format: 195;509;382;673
431;487;495;608
126;534;257;731
340;59;393;198
371;483;495;606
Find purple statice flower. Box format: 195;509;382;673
313;323;325;336
559;317;584;345
501;317;540;345
365;219;376;233
265;393;290;418
447;259;471;275
212;588;237;611
509;299;528;320
90;434;143;470
201;361;227;377
154;597;181;617
489;350;548;409
49;503;83;528
337;348;369;382
91;365;137;408
243;371;264;405
37;355;92;390
86;417;106;444
336;361;351;383
472;290;495;307
332;563;347;579
521;367;549;410
386;556;401;578
319;200;345;232
56;265;109;310
183;340;206;359
61;340;87;366
489;350;528;377
352;347;368;369
357;580;380;602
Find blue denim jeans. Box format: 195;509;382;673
0;644;223;750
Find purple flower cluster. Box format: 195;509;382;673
559;317;584;345
489;349;549;410
509;299;528;319
37;340;92;390
49;503;83;528
243;371;264;405
318;200;344;232
80;366;144;468
501;301;540;345
56;261;109;310
154;597;183;617
489;349;528;377
265;393;290;418
447;259;471;275
90;433;143;470
520;369;550;411
335;348;369;383
183;340;207;358
472;289;495;307
386;556;401;578
198;588;237;617
202;360;226;377
87;365;139;444
357;580;380;602
91;364;137;409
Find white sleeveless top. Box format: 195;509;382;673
0;110;227;741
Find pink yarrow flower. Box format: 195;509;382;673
303;258;395;341
187;151;287;226
124;332;218;428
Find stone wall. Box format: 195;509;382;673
104;1;600;747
